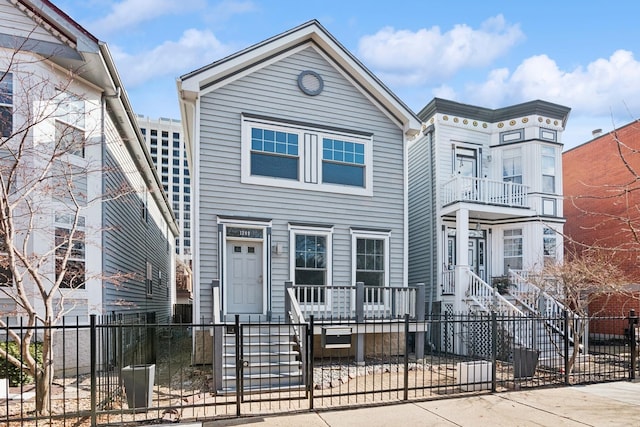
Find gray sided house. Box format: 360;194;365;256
178;20;420;327
0;0;179;332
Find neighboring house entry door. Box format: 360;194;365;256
468;235;486;282
227;241;263;314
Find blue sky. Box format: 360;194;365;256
57;0;640;149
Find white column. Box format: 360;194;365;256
454;208;469;312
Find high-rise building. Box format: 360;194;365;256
138;116;192;263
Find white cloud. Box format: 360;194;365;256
357;15;524;86
110;28;233;87
465;50;640;119
90;0;206;35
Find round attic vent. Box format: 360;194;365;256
297;70;324;96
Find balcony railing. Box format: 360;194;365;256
442;176;529;208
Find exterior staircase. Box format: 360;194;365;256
220;323;304;394
463;269;578;363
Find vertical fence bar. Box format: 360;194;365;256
403;314;409;401
563;310;570;385
629;310;638;380
309;315;314;410
235;314;241;417
491;312;497;392
90;314;97;427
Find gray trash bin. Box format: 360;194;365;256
122;364;155;408
513;347;539;378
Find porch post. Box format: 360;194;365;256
454;208;470;313
284;281;293;323
212;279;222;323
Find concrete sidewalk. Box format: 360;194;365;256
169;381;640;427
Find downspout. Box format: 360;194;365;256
102;87;121;313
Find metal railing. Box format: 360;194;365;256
441;176;529;208
0;313;634;426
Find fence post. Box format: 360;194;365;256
309;315;314;410
629;310;638;380
404;313;409;401
491;312;497;392
415;283;426;360
90;314;97;427
563;310;570;385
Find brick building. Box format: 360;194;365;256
563;120;640;335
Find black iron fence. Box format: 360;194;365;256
0;311;637;426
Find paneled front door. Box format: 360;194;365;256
227;241;263;314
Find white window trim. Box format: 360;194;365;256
241;115;373;196
351;229;390;310
289;224;333;311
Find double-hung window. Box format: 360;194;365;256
250;127;299;179
502;148;522;184
0;73;12;138
322;138;365;186
55;215;86;289
290;225;333;304
0;231;12;286
242;115;373;195
352;230;390;304
541;146;556;193
503;228;523;273
55;92;85;157
543;227;557;265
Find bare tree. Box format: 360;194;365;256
530;247;633;372
0;42;133;415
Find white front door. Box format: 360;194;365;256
227;241;263;314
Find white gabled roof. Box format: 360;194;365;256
178;20;421;138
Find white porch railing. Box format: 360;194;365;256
466;270;524;317
286;282;423;321
509;270;578;346
441;269;455;294
465;270;529;347
441;176;529;208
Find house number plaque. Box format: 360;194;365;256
226;227;263;239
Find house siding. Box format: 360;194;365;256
0;0;61;43
408;132;437;299
197;46;406;320
102;120;173;322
